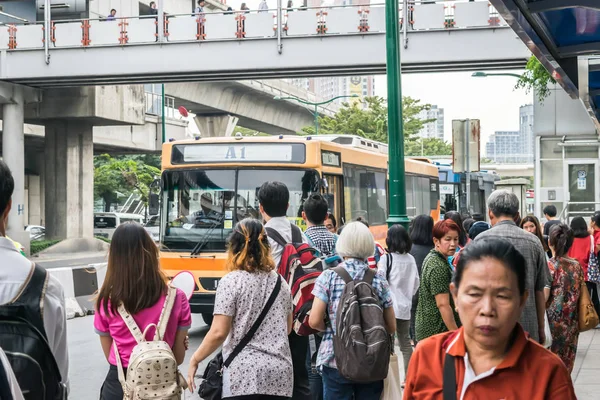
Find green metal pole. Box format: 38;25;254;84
161;83;166;143
314;104;319;135
385;0;409;229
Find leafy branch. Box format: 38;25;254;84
515;56;556;102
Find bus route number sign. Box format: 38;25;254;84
322;151;341;167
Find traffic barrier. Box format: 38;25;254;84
47;264;105;320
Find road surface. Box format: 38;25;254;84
34;255;107;269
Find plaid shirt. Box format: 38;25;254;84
305;225;337;256
312;258;393;369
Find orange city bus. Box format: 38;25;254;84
158;134;440;324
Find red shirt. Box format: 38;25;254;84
567;236;592;277
404;325;576;400
594;230;600;254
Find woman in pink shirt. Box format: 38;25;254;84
94;222;191;400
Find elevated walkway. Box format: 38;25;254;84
0;1;530;87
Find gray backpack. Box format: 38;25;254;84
332;267;391;382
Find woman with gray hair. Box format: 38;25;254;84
309;222;396;399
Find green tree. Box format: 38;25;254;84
94;155;161;211
405;137;453;156
515;55;556;103
299;96;435;144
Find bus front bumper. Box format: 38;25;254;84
189;293;215;314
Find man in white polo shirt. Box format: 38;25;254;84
0;160;69;394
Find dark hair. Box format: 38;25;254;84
592;212;600;228
463;218;475;235
303;194;328;225
472;213;484;222
149;1;155;6
455;238;527;296
549;223;574;257
356;216;369;228
409;214;434;246
570;216;589;239
227;218;275;273
543;205;557;218
520;215;548;251
111;8;116;13
468;221;490;240
0;161;14;217
258;181;289;218
97;222;166;316
432;219;460;240
444;211;467;246
198;0;205;4
325;213;337;229
386;224;412;254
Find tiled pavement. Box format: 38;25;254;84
572;329;600;399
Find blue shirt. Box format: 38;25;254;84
311;258;393;369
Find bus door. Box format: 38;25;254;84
323;174;344;225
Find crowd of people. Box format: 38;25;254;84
0;154;593;399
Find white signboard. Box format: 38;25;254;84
440;184;454;195
183;144;294;163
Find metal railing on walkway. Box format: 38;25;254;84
557;202;600;224
0;0;505;52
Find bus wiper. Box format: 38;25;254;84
190;216;225;256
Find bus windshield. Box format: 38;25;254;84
162;168;320;252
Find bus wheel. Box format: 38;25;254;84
202;313;213;326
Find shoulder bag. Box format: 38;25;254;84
198;275;282;400
442;353;457;400
579;274;599;332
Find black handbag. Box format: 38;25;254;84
198;275;282;400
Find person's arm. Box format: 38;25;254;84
383;307;396;334
534;242;549;344
309;297;327;332
435;293;458;331
187;314;232;391
287;311;293;334
44;275;69;389
99;336;113;362
172;329;189;365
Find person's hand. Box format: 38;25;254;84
538;329;546;346
188;355;200;393
184;335;189;351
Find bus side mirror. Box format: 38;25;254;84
149;193;160;216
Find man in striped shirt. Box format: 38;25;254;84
302;194;337;257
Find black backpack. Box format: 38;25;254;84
0;264;66;400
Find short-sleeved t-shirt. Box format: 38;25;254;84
215;270;293;398
415;249;460;342
312;258;393;369
94;288;192;367
543;219;561;237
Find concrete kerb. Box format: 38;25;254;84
48;262;108;320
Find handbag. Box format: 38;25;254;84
587;236;600;283
198;275;282;400
578;275;599;332
380;350;402;399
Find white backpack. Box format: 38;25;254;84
114;287;187;399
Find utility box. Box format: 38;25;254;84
495;178;529;218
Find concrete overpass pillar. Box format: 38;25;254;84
44;121;94;240
194;115;239;137
2;87;28;246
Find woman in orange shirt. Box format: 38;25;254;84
404;238;576;400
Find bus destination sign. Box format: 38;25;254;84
321;151;341;167
174;143;306;164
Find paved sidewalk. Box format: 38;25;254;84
573;328;600;399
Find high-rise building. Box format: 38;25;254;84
519;104;534;164
416;105;444;140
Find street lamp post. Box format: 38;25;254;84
385;0;409;229
471;72;522;79
273;94;359;135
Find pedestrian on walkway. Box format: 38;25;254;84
547;223;584;373
0;160;69;398
567;217;600;317
107;9;117;20
543;205;561;237
590;213;600;254
474;190;550;344
309;222;395;400
259;181;311;400
259;0;269;12
303;194;337;257
187;218;294;399
195;0;206;13
521;215;549;255
415;219;461;342
324;213;337;235
95;222;191;400
404;238;577;400
408;214;434;343
377;224;419;382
